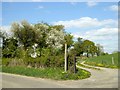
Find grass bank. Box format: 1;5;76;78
2;66;91;80
85;53;119;68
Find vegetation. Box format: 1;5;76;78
2;66;91;80
77;62;101;70
85;52;119;68
1;20;117;80
1;20;104;68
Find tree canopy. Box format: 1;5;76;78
1;20;105;68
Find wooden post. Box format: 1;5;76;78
112;57;114;65
65;43;67;72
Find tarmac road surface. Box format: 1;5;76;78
1;64;119;88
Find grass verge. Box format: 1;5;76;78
77;62;101;70
2;66;91;80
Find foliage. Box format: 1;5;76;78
1;20;108;76
63;33;74;49
2;58;12;66
74;37;83;56
2;37;18;58
11;20;36;50
82;40;95;57
34;23;49;48
46;27;65;49
2;58;24;66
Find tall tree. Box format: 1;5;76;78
34;23;50;56
74;37;83;56
34;22;50;47
82;40;95;57
89;45;97;57
96;44;104;56
11;20;36;50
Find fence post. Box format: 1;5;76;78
112;57;114;65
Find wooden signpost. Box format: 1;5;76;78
65;43;67;72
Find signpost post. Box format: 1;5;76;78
65;43;67;72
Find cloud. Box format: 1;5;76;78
38;6;44;9
72;27;118;40
53;17;118;53
82;28;117;40
32;0;43;2
53;17;117;29
0;26;13;37
72;27;118;53
109;5;118;11
70;2;77;5
87;1;98;7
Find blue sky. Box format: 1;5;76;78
2;2;117;25
1;2;118;53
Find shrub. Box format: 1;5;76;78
2;58;11;66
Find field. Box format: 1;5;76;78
84;53;119;68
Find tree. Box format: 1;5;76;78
11;20;36;50
34;22;50;47
0;31;7;58
34;23;50;56
96;44;104;56
89;45;97;57
2;37;18;58
82;40;95;57
74;37;83;56
46;25;65;49
62;33;74;52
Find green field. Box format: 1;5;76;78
85;53;119;68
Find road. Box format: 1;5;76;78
2;64;119;88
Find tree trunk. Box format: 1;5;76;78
73;55;76;74
87;53;89;57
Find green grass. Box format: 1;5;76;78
85;53;119;68
2;66;91;80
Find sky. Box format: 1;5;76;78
1;2;119;53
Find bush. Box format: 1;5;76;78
2;58;11;66
2;58;25;67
